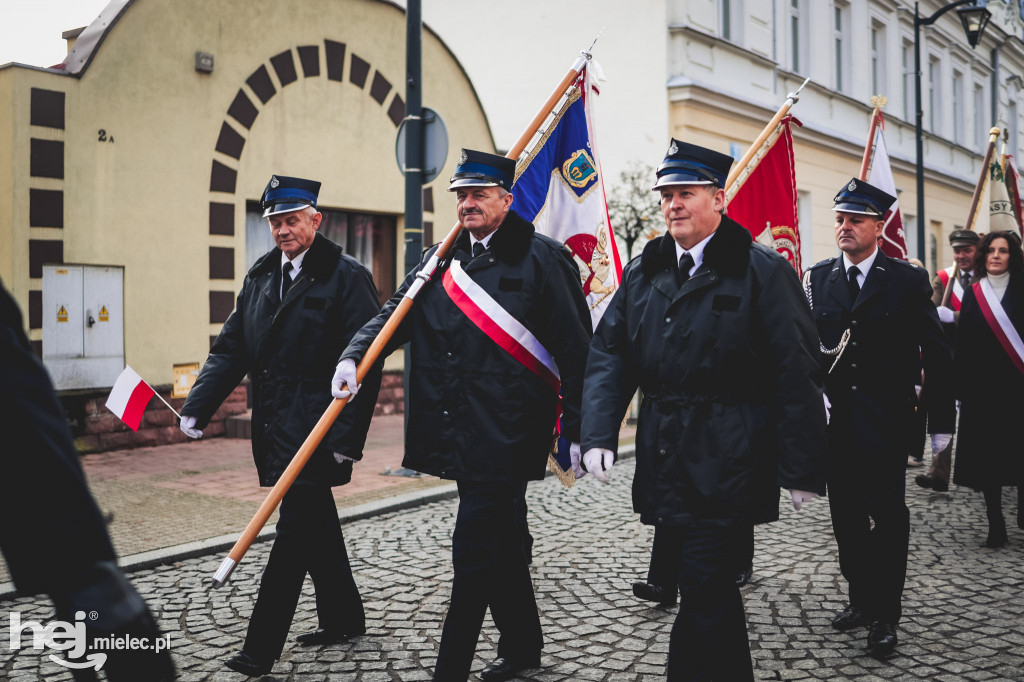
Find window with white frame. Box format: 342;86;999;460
718;0;738;42
928;55;941;133
902;38;915;121
1010;101;1019;158
833;2;850;93
953;69;965;145
788;0;804;73
871;21;886;96
974;82;986;150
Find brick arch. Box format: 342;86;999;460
203;39;435;327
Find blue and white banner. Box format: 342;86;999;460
514;63;622;327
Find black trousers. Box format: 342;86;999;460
666;524;754;681
433;480;542;681
827;462;909;625
648;524;754;590
242;484;364;661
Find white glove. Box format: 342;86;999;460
569;442;584;479
937;306;954;324
931;433;952;453
823;393;831;425
179;415;203;439
914;385;922;399
789;489;818;511
331;359;360;400
582;448;614;484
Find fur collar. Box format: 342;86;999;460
640;215;752;280
249;232;343;280
452;209;535;264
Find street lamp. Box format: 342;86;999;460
914;0;992;261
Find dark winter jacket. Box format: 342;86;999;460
183;233;382;487
583;216;827;528
341;210;592;483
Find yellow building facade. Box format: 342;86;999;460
1;0;493;393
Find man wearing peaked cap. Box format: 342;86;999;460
915;228;981;486
180;174;383;676
581;139;826;680
805;177;955;658
333;149;592;681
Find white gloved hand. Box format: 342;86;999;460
937;306;955;324
582;448;614;484
569;442;584;479
931;433;952;453
914;385;922;399
179;415;203;439
331;358;360;400
789;489;818;511
823;393;831;425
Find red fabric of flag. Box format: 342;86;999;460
727;116;803;275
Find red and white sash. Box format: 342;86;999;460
442;259;561;393
974;279;1024;375
937;267;963;311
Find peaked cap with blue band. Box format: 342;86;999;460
448;148;516;191
831;177;896;217
260;175;321;217
651;138;735;191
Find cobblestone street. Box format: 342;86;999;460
3;458;1023;681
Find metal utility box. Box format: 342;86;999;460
42;265;125;390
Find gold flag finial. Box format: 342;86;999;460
870;95;887;110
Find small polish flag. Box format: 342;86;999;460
105;366;156;432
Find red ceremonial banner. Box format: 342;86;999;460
727;116;803;274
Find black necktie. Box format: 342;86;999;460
847;265;861;301
678;253;695;286
962;271;971;288
281;262;294;298
472;242;486;259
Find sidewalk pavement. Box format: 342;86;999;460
0;414;636;594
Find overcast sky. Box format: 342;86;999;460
0;0;111;67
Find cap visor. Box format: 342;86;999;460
651;177;715;192
831;202;882;216
263;202;312;217
448;178;499;191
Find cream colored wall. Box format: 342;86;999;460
2;0;492;386
0;70;15;302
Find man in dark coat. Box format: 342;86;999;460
916;228;979;486
333;149;592;681
180;175;382;677
0;281;174;681
805;178;955;658
581;140;826;681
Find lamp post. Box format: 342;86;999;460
913;0;992;261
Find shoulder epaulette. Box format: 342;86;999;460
806;257;836;270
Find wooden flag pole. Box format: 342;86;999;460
724;77;809;199
858;98;886;181
940;126;1000;309
211;51;592;588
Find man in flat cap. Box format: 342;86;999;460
333;149;591;681
580;139;826;680
805;178;954;658
180;175;382;676
916;228;980;487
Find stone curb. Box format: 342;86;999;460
0;443;635;601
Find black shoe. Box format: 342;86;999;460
224;651;273;677
983;527;1008;548
866;621;898;658
632;581;677;606
295;628;362;645
735;564;753;586
479;656;541;681
831;605;868;631
931;477;949;492
915;473;934;489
